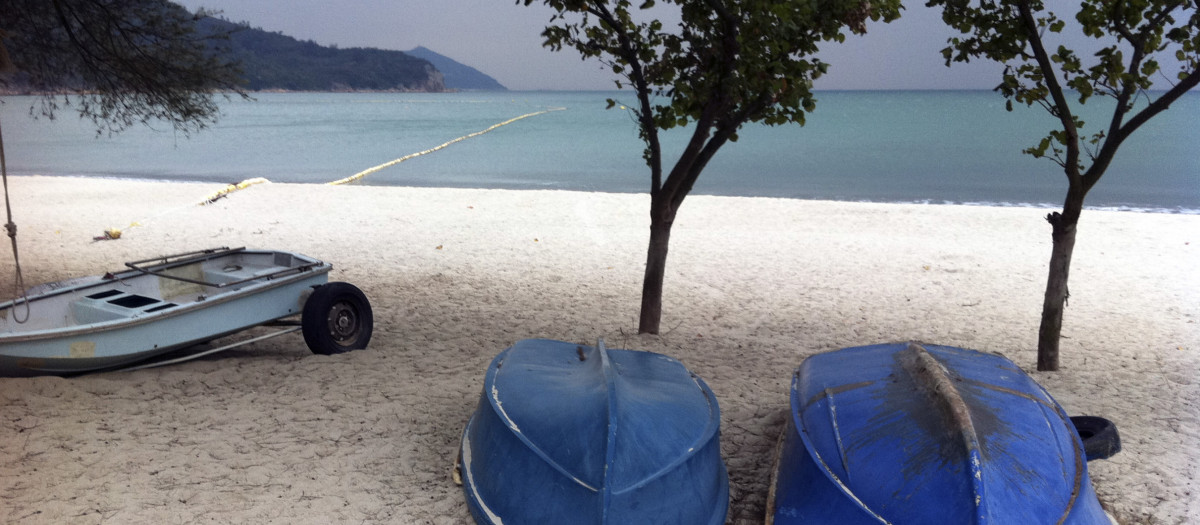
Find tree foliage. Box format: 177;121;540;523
929;0;1199;370
529;0;900;197
0;0;246;135
523;0;901;333
932;0;1199;186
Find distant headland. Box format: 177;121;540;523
1;16;507;94
199;17;507;93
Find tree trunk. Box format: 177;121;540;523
1036;193;1084;371
638;205;675;334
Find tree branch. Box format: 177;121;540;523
660;0;742;210
669;92;771;208
1087;67;1200;183
1088;2;1195;192
1017;0;1082;180
588;2;664;196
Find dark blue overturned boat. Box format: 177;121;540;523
768;342;1117;525
458;339;728;525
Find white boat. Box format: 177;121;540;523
0;247;372;376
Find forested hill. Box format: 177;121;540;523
0;12;504;94
201;17;446;92
404;47;507;91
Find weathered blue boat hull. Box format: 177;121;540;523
460;339;728;525
768;342;1112;524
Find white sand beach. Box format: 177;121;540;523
0;175;1196;524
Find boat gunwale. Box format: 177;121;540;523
124;246;324;289
789;371;891;524
0;249;331;344
610;372;724;495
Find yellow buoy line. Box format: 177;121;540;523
326;107;566;186
96;108;564;240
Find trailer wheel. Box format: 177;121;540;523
1070;416;1121;461
302;282;373;355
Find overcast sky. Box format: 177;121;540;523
170;0;1162;91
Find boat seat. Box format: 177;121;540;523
203;264;283;285
71;290;178;324
202;269;242;285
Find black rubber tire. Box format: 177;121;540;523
1070;416;1121;461
302;282;373;355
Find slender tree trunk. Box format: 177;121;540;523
1037;190;1085;371
638;201;676;334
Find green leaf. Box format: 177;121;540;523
1141;60;1160;77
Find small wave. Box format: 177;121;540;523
832;195;1199;215
919;199;1200;215
16;173;1200;215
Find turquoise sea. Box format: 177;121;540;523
2;90;1197;213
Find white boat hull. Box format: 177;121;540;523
0;248;332;376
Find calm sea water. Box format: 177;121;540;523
3;91;1197;212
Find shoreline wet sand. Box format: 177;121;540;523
0;176;1196;524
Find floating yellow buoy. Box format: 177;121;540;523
327;107;567;186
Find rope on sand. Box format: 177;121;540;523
95;178;271;240
326;107;566;186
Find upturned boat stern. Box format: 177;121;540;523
459;339;729;525
769;342;1111;524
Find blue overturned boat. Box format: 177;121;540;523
768;342;1118;525
458;339;729;524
